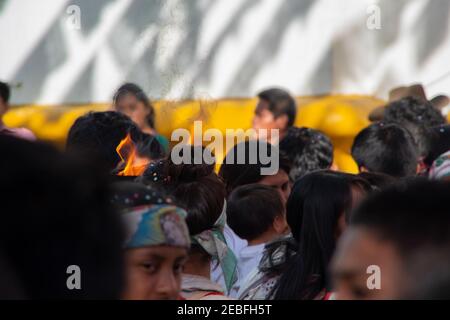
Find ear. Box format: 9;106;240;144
274;114;289;130
359;166;369;173
417;158;427;175
273;214;289;235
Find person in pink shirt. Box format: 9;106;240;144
0;81;36;141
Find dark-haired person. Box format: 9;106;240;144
66;111;163;173
113;83;169;152
0;135;124;299
351;122;419;178
239;171;370;300
141;154;238;298
252;88;297;142
383;96;446;172
219;140;291;202
0;81;36;141
424;124;450;171
112;182;190;300
279;127;334;182
332;180;450;300
227;184;289;296
357;172;395;191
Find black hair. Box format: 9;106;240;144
110;181;173;211
384;96;446;128
136;132;165;159
357;172;395;190
351;122;419;178
257;88;297;127
66;111;146;172
219;140;291;196
351;180;450;260
0;135;124;299
279;127;333;182
0;81;10;104
227;184;284;241
383;96;446;157
424;124;450;167
141;146;225;236
273;171;367;300
113;83;156;129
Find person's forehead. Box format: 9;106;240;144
127;246;188;260
333;227;398;273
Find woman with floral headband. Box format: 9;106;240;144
112;182;191;300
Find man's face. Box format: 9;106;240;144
259;169;291;203
252;100;288;141
331;227;405;300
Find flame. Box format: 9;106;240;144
116;133;148;176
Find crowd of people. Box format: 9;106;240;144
1;79;450;300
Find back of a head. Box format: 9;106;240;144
227;184;284;241
0;81;10;104
219;140;290;196
384;96;446;157
0;135;124;299
351;122;419;178
258;88;297;127
143;147;225;236
351;180;450;256
384;96;446;128
424;124;450;168
279;127;333;182
66;111;143;172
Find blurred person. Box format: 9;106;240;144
226;184;289;296
332;180;450;299
351;122;419;178
219;140;291;203
357;172;395;191
252;88;297;142
66;111;163;173
0;81;35;141
279;127;334;183
113;83;169;153
428;150;450;181
424;124;450;171
0;135;124;299
239;171;370;300
0;251;25;299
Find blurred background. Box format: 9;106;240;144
1;0;449;171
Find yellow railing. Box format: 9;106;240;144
4;94;386;173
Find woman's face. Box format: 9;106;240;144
115;93;150;130
122;246;188;300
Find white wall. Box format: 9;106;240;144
0;0;449;104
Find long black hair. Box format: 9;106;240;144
273;171;370;300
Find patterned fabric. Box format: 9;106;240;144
111;181;173;210
181;274;232;300
429;151;450;180
122;205;190;249
238;234;297;300
191;201;238;293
